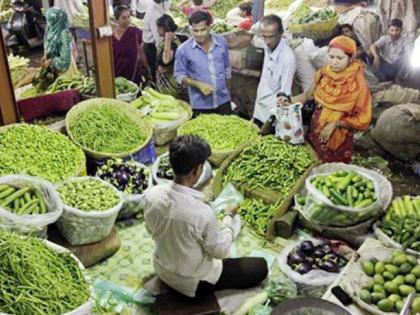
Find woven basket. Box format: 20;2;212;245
288;15;339;41
66;98;153;160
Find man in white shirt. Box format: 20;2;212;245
131;0;153;19
54;0;84;25
253;15;297;126
143;135;268;298
142;0;170;81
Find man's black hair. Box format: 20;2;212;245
114;5;130;20
193;0;203;5
339;23;353;32
156;14;178;32
169;135;211;176
389;19;403;29
239;2;252;16
261;14;284;34
188;10;212;26
276;92;291;102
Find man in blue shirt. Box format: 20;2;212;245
174;11;232;115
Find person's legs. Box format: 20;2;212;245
143;43;158;82
195;258;268;297
214;102;233;115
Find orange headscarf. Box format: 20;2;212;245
313;36;372;150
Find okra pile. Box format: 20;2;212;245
178;114;259;151
224;136;315;201
0;230;90;315
380;196;420;252
310;171;377;208
0;124;85;182
0;184;47;215
239;198;281;235
58;178;120;212
69;103;147;154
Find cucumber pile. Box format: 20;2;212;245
0;184;47;215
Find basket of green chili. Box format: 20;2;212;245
0;230;93;315
56;176;123;245
66;98;152;160
177;114;260;166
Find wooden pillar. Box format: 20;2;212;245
253;0;265;24
88;0;115;98
0;30;18;125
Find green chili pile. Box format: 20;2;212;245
178;114;259;151
69;103;147;154
0;124;85;182
239;198;281;235
58;178;120;211
224;136;315;201
0;230;90;315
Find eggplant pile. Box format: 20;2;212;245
156;155;174;181
287;240;348;275
96;159;149;195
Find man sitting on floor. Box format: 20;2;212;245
143;135;268;298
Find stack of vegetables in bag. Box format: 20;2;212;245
379;196;420;252
8;54;30;85
72;5;89;27
156;154;174;181
0;124;85;182
224;136;315;234
0;230;90;315
287;240;348;275
0;0;12;23
0;184;47;215
360;251;420;313
291;4;336;25
211;21;235;34
115;77;137;95
131;88;189;125
96;159;149;195
58;178;120;212
301;170;378;226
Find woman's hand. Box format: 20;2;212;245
319;122;337;143
42;58;52;68
165;32;175;43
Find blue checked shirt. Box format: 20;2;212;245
174;34;232;110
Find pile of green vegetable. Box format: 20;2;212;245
115;77;137;95
360;251;420;313
0;0;12;23
224;135;315;194
0;124;85;182
239;198;281;235
8;54;30;85
212;0;242;18
68;102;147;154
0;184;47;215
310;171;377;208
47;74;96;95
380;196;420;252
58;178;120;211
19;86;42;99
0;230;90;315
156;155;174;181
72;5;89;27
266;0;294;10
131;88;189;125
211;21;235;34
179;114;259;151
291;5;336;24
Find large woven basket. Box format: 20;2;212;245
66;98;153;160
288;15;339;41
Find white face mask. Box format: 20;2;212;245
193;162;212;190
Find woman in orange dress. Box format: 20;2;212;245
294;36;372;163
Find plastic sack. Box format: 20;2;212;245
0;175;63;237
210;183;244;214
116;82;140;103
0;239;94;315
273;103;305;144
264;272;298;306
302;168;382;227
56;177;123;246
278;239;341;297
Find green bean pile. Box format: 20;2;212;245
178;114;259;151
0;230;90;315
58;178;120;212
0;124;85;182
69;104;147;154
240;199;281;235
224;136;315;200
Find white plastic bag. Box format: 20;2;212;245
302;167;382;227
56;177;123;245
116;81;140;103
278;239;340;297
272;103;305;144
210;183;244;214
0;175;63;237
